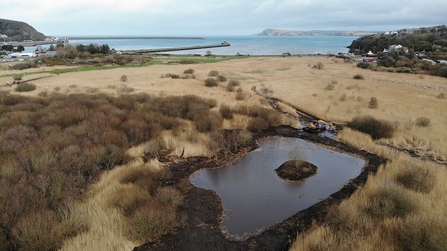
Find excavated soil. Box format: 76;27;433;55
275;160;318;182
133;126;386;251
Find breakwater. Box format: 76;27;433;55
121;41;230;54
67;36;204;40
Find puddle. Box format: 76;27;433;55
189;137;365;240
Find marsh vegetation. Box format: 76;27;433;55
1;55;446;250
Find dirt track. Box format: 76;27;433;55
133;126;386;251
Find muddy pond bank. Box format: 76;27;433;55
134;126;386;251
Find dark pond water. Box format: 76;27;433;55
189;137;365;240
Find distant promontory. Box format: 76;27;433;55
258;28;377;37
0;18;47;42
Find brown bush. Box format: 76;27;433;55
235;92;246;100
108;185;153;216
204;78;218;87
0;92;225;249
15;82;37;92
395;165;435;193
155;187;183;207
126;204;177;243
208;70;219;76
365;185;417;218
415;117;430;127
183;68;195;74
223;129;252;153
219;104;234;119
247;117;270;132
397;215;447;251
348;115;395;139
11;210;63;251
217;75;227;82
193;111;223;132
368;97;378;109
353;74;365;80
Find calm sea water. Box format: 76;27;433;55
29;36;358;56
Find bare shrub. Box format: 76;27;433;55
365;184;418;218
155;187;183;207
368;97;378;109
395;166;435;193
226;84;235;92
38;90;48;97
415;117;430;127
15;82;36;92
223;129;253;153
247;117;269;132
356;62;370;69
339;94;347;101
437;93;445;99
313;62;324;69
11;210;63;251
183;68;195;74
9;62;36;70
228;79;240;86
204;78;218;87
126;204;177;243
108;186;152;216
208;70;219;77
348;115;395;139
120;74;128;82
219;104;234;119
397;215;447;251
217;75;227;82
235;92;246;100
117;85;134;94
86;87;99;93
353;74;365;80
68;84;77;88
193;111;222;132
325;84;335;91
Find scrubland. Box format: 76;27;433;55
0;55;446;250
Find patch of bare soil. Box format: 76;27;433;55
133;126;386;251
275;160;317;182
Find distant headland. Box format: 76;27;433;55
257;28;379;37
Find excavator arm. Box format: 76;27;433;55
317;120;337;132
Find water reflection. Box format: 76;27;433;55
189;137;365;240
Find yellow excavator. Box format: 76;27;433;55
303;120;337;133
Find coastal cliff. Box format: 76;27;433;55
0;18;46;42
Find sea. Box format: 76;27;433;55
26;36;358;56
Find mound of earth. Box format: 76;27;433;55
275;160;317;181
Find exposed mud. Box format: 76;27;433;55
133;126;386;251
275;160;318;182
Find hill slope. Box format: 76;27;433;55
348;25;447;54
0;18;46;42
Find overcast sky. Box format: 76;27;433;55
1;0;445;36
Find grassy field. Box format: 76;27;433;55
1;55;446;250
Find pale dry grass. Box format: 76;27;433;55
222;114;252;129
3;56;446;249
292;155;447;251
162;129;214;158
60;160;163;251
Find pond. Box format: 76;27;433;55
189;137;365;240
